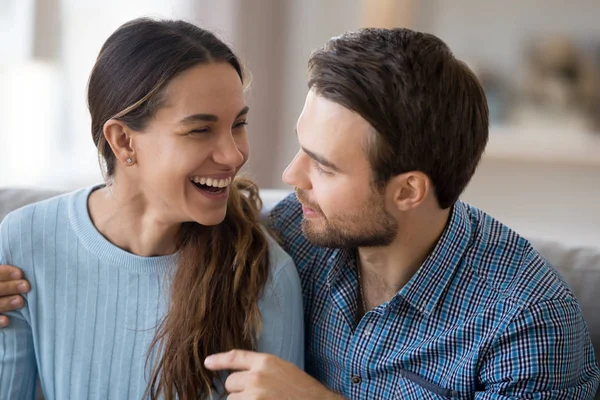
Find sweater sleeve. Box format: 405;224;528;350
256;255;305;370
0;215;38;400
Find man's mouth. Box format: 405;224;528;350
295;189;320;212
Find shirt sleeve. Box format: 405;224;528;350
476;297;600;399
0;217;38;400
256;256;305;369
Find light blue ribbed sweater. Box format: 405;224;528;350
0;186;304;400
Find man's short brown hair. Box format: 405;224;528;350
307;28;489;209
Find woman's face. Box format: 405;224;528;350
127;62;249;226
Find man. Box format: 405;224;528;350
2;28;599;399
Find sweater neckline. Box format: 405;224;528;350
68;185;178;274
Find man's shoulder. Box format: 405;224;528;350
461;202;574;307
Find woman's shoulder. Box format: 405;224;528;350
263;227;295;270
0;187;88;228
0;190;74;237
256;227;305;368
261;227;301;291
0;188;89;264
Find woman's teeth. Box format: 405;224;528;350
190;176;232;188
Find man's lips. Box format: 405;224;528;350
297;198;318;212
301;204;321;218
295;190;321;217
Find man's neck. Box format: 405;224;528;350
357;206;451;310
88;184;181;257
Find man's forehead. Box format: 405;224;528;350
297;124;372;175
302;91;362;123
299;95;372;151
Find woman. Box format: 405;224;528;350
0;18;303;400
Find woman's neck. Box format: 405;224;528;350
88;184;180;257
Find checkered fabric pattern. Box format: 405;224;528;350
268;193;600;399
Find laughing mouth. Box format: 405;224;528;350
189;176;232;194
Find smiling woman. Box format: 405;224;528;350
91;58;253;229
0;18;303;400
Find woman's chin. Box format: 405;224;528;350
191;212;227;227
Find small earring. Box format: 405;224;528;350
126;157;133;164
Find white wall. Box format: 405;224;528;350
421;0;600;82
0;0;35;62
463;159;600;248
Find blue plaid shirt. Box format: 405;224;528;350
268;193;600;399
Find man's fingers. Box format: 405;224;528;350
0;280;30;297
0;295;24;313
0;269;29;328
224;373;265;400
224;370;250;393
205;349;262;371
0;265;22;281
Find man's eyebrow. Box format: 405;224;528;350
179;106;249;125
295;129;341;172
301;146;341;172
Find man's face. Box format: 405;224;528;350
282;90;397;248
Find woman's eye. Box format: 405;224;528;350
233;120;248;129
190;127;210;134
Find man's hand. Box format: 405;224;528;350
0;265;30;327
205;350;344;400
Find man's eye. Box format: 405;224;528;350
313;161;332;175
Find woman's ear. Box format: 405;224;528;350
103;119;136;166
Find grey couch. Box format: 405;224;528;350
1;187;599;398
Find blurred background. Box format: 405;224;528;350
1;0;599;247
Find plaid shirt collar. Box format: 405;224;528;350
325;201;472;316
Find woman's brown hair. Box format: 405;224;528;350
87;18;270;399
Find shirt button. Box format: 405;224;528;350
351;375;362;384
363;323;373;336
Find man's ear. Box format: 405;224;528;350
103;119;136;166
386;171;431;212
